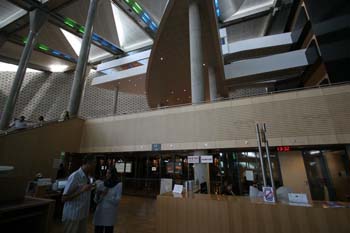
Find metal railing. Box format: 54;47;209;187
0;118;74;137
85;81;350;120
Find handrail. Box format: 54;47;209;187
85;81;350;120
0;118;82;137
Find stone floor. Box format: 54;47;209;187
52;196;156;233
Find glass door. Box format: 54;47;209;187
303;150;335;201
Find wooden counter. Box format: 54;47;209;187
0;196;55;233
157;193;350;233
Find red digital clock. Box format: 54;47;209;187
277;146;291;152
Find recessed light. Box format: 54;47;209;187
160;57;164;61
170;90;174;94
166;99;169;102
128;80;131;82
134;84;137;87
184;89;187;92
177;98;180;101
203;63;206;66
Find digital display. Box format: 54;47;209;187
277;146;291;152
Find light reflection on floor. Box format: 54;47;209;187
52;196;156;233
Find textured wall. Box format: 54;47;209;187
0;71;149;121
80;84;350;152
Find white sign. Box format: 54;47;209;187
125;163;132;173
263;186;276;203
188;155;200;164
115;163;125;173
245;170;254;181
152;167;157;171
200;155;213;163
160;178;173;194
288;193;309;204
173;184;183;194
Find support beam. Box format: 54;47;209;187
189;0;205;104
0;9;48;130
68;0;99;117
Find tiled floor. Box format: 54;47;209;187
52;196;156;233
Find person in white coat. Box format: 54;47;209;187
93;167;122;233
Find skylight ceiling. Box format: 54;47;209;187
58;0;120;47
0;61;41;72
220;0;276;23
60;28;113;63
0;0;27;29
111;3;153;52
137;0;169;24
0;41;75;72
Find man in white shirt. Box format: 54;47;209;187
62;155;96;233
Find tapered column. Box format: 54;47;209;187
208;66;217;101
68;0;99;117
0;9;47;130
189;0;205;104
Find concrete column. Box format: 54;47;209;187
0;9;47;130
68;0;99;117
208;66;217;101
189;0;205;104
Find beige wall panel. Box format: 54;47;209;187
279;151;311;199
80;85;350;152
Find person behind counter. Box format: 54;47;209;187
222;180;235;196
62;155;96;233
56;163;66;180
93;167;122;233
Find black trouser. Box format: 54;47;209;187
95;225;114;233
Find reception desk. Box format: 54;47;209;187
157;193;350;233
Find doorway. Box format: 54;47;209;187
303;150;335;201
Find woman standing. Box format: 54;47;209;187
93;167;122;233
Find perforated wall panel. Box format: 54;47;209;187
0;71;149;121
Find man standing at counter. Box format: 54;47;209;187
62;155;96;233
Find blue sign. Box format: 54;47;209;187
152;144;161;151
